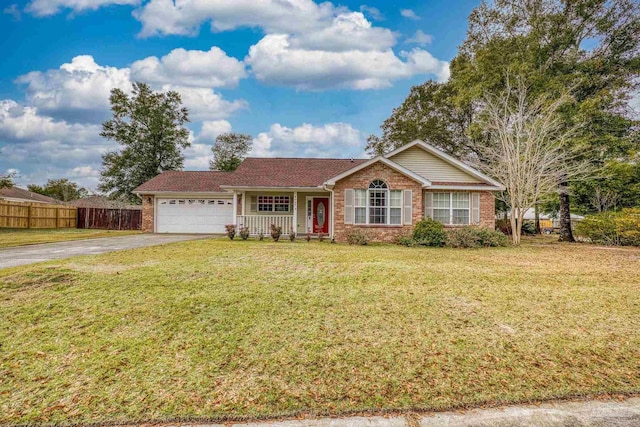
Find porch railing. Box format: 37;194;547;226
236;215;294;235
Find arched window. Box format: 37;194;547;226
368;180;388;224
353;180;403;225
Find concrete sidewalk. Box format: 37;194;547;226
0;234;212;269
163;397;640;427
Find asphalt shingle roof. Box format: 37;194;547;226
133;158;368;193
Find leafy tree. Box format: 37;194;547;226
570;159;640;213
0;172;16;189
209;132;252;171
27;179;88;202
365;81;476;159
99;82;190;203
371;0;640;241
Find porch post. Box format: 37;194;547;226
232;190;237;227
242;191;246;215
292;191;298;235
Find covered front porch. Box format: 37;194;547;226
228;188;332;236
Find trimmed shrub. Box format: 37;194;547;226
270;224;282;242
225;224;236;240
258;232;264;241
239;227;250;240
412;218;447;247
347;229;371;245
289;227;296;242
446;226;509;248
575;208;640;246
305;232;311;242
318;233;325;242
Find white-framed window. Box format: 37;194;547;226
430;192;470;225
353;180;403;225
257;195;290;212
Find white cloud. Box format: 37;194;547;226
250;122;364;158
246;35;450;90
26;0;139;17
183;120;233;169
400;9;420;20
130;47;246;88
165;86;247;121
134;0;335;37
289;12;396;52
198;120;233;142
359;5;383;21
3;4;21;20
16;54;246;123
16;55;132;122
132;1;447;91
406;30;433;46
0;100;111;188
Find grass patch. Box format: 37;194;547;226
1;236;639;425
0;229;141;248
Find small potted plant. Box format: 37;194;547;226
270;224;282;242
289;226;296;242
306;232;311;242
239;227;250;240
258;232;264;241
225;224;236;240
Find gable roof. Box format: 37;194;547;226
222;158;369;188
324;156;432;187
133;171;235;193
0;187;59;204
385;140;505;190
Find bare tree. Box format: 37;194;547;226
472;78;588;245
590;188;619;213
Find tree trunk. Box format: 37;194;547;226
510;211;520;245
534;204;541;234
558;178;575;242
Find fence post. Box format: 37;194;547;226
27;204;32;229
55;206;60;229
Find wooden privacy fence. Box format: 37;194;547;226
77;207;141;230
0;200;77;229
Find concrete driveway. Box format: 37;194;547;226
0;234;213;269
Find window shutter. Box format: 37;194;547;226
472;193;480;224
403;190;413;225
424;192;433;219
250;196;257;212
344;189;354;224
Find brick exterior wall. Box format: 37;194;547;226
479;191;496;229
333;162;423;243
141;194;154;232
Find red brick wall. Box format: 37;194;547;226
479;191;496;229
141;194;154;232
333;162;423;243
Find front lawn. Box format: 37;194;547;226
0;228;142;248
1;237;639;425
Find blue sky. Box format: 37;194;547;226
0;0;479;189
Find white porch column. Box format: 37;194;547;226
232;190;237;226
242;191;246;215
292;191;298;235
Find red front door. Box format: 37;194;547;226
313;198;329;234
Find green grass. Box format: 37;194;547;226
0;228;142;248
1;237;639;426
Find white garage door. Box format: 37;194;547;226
156;198;233;233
